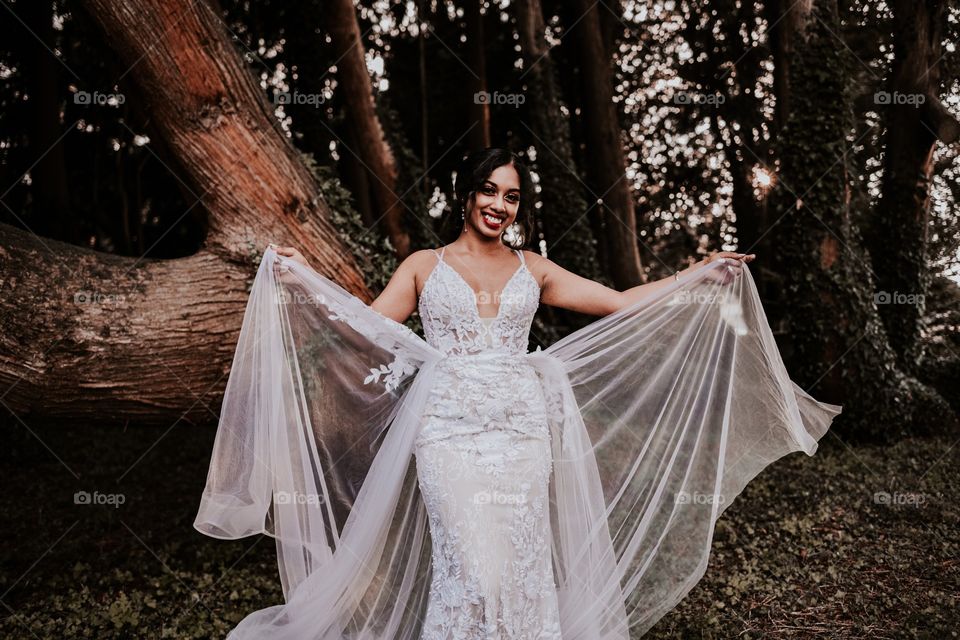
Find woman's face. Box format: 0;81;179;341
464;163;521;239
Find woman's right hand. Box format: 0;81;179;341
270;244;310;268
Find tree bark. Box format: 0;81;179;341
869;0;960;367
570;0;644;288
465;1;492;150
0;0;371;426
770;0;955;437
326;0;411;258
338;92;377;228
597;0;623;60
765;0;809;134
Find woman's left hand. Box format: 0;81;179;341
703;251;756;282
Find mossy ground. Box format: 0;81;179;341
1;420;956;639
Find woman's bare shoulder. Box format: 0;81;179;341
397;248;442;285
396;248;439;269
519;249;556;271
519;249;556;287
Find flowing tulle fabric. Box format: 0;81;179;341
194;245;842;638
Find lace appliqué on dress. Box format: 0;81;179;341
322;294;421;393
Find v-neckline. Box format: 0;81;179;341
434;252;527;323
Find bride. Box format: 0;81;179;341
195;148;842;639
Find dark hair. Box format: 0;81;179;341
448;148;535;249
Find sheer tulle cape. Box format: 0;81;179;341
194;246;842;639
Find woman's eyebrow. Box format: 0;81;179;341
484;180;520;193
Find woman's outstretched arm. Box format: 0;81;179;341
527;250;755;317
272;244;431;325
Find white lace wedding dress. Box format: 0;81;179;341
194;244;843;639
415;247;561;637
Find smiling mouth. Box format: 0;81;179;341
481;211;505;228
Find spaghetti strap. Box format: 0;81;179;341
432;247;445;262
515;249;525;265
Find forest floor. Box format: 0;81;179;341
0;419;957;639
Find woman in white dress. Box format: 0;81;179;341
195;148;840;639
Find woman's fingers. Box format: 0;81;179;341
270;246;311;270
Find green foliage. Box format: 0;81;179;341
769;1;956;438
300;151;398;293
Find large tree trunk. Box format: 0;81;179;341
338;95;377;228
869;0;960;367
0;0;370;427
570;0;644;288
770;0;955;438
326;0;411;258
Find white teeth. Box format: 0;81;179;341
483;213;503;225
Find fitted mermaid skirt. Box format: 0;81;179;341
415;355;562;638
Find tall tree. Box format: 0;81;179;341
869;0;960;367
515;0;603;340
678;0;772;290
770;0;955;436
0;0;373;426
569;0;644;288
515;0;601;281
327;0;411;257
465;1;492;150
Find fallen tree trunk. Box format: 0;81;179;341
0;0;372;426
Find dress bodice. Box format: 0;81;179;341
418;247;540;356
